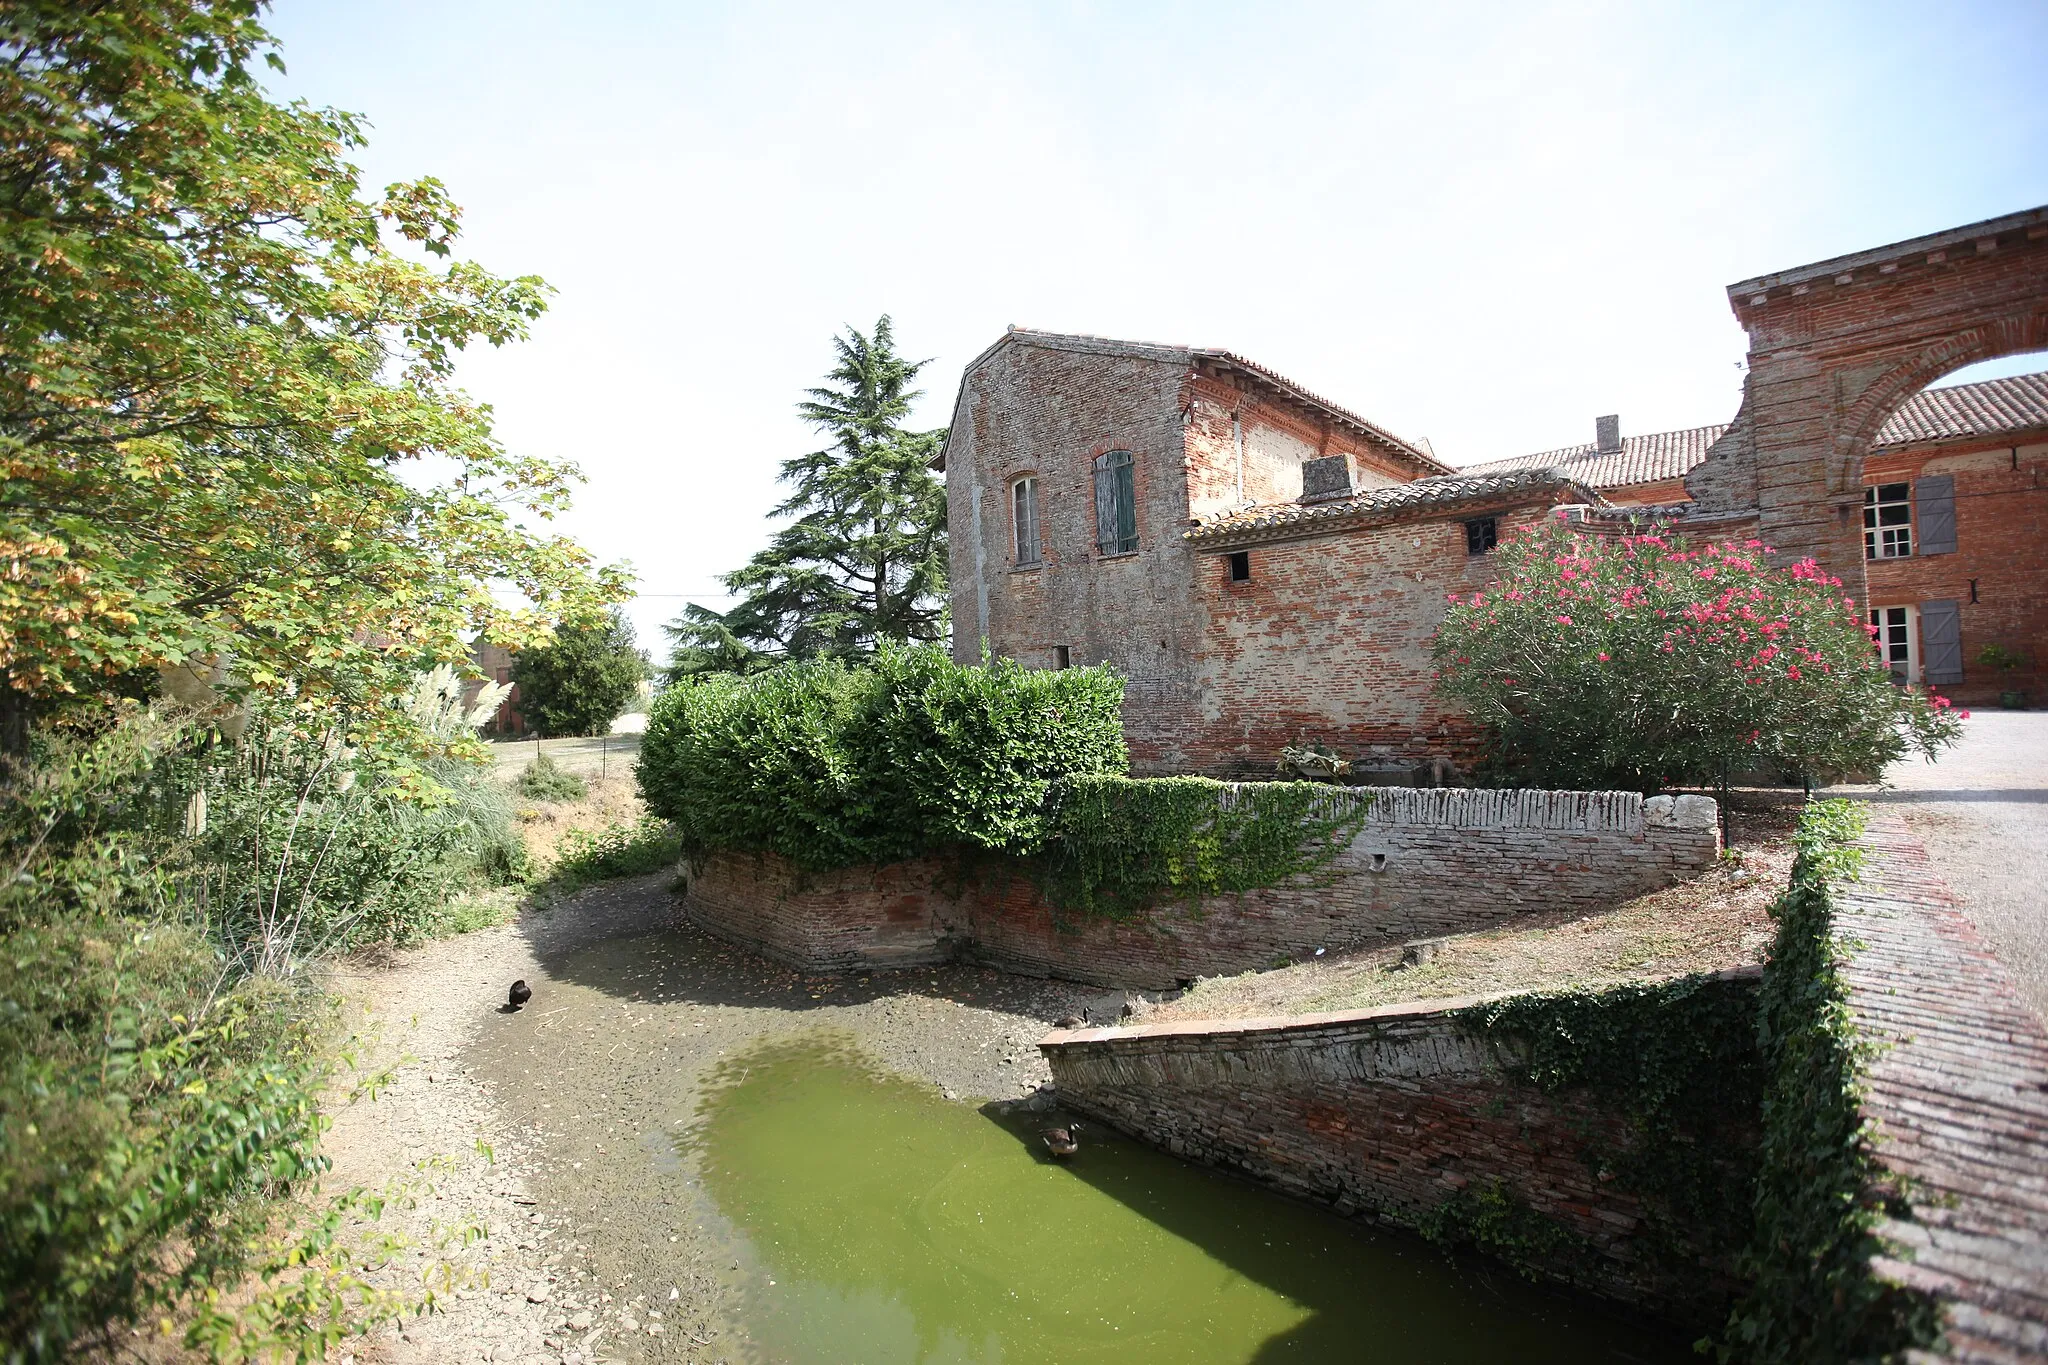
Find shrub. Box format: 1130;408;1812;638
548;817;683;893
1433;521;1966;792
510;609;648;737
0;716;333;1361
1037;775;1372;919
638;646;1126;870
514;753;588;803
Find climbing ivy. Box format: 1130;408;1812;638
1034;775;1373;920
1717;799;1943;1364
1444;972;1766;1305
1413;1179;1594;1273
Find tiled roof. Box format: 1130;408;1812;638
1873;369;2048;446
1185;469;1601;548
1456;370;2048;491
1457;424;1726;490
943;329;1451;477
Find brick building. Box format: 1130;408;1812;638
940;345;2044;779
466;638;528;736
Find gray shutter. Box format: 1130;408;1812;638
1094;457;1116;554
1915;475;1957;555
1920;599;1964;684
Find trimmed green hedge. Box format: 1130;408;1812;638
637;646;1127;870
1717;799;1941;1362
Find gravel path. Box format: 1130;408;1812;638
1824;709;2048;1023
323;875;1099;1365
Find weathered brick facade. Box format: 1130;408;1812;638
941;209;2047;774
1037;969;1761;1325
681;788;1720;990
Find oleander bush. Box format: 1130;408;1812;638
638;645;1127;870
1434;521;1966;792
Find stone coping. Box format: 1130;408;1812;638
1037;963;1763;1051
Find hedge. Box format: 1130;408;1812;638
636;646;1127;870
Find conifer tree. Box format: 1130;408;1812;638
666;318;947;677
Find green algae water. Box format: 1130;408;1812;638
693;1037;1687;1364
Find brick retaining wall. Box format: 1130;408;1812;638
1037;970;1760;1324
1834;814;2048;1363
681;787;1721;989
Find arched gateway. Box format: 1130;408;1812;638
1686;205;2048;599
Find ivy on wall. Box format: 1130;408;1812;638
1034;775;1374;920
1716;800;1942;1364
1442;972;1766;1312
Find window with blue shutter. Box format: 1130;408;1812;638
1914;475;1957;555
1919;598;1964;684
1093;450;1137;555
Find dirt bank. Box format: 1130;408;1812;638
324;875;1098;1364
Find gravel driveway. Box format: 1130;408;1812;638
1825;710;2048;1024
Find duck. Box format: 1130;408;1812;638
508;979;532;1010
1041;1122;1081;1160
1053;1013;1083;1029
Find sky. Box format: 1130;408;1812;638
263;0;2048;656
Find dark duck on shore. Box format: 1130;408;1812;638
1041;1122;1080;1160
508;980;532;1010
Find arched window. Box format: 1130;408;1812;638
1093;450;1138;555
1011;476;1040;566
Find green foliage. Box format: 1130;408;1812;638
515;753;588;803
1978;642;2026;672
665;317;947;678
1452;972;1766;1293
1036;775;1373;920
638;646;1126;871
511;609;648;738
1414;1179;1591;1273
547;817;683;895
1433;521;1967;791
0;0;626;735
1718;800;1941;1363
0;715;333;1361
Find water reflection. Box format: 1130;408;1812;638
689;1036;1685;1364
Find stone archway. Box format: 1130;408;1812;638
1685;205;2048;601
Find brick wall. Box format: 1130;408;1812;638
1863;436;2048;705
1038;969;1760;1325
1187;505;1562;777
680;788;1721;990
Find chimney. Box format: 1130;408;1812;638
1595;414;1621;454
1299;454;1354;503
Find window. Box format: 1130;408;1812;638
1227;551;1250;582
1464;517;1498;556
1870;605;1917;681
1053;645;1071;670
1011;476;1040;566
1864;483;1912;559
1093;450;1138;555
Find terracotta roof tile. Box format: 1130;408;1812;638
1185;469;1600;548
1456;370;2048;492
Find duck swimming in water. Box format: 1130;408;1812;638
1041;1122;1081;1159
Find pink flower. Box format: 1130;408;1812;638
1597;652;1610;662
1556;615;1573;625
1786;664;1802;680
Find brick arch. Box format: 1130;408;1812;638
1691;206;2048;593
1838;305;2048;458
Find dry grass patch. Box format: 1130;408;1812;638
1150;836;1792;1025
512;772;646;869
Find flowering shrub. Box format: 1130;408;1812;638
1433;521;1965;791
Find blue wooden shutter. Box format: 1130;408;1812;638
1915;475;1957;555
1920;598;1963;684
1094;456;1117;553
1113;457;1137;552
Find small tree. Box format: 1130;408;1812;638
511;609;648;737
1433;521;1965;794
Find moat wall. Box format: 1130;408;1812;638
680;787;1721;990
1040;970;1764;1327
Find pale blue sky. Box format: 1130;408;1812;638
264;0;2048;653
